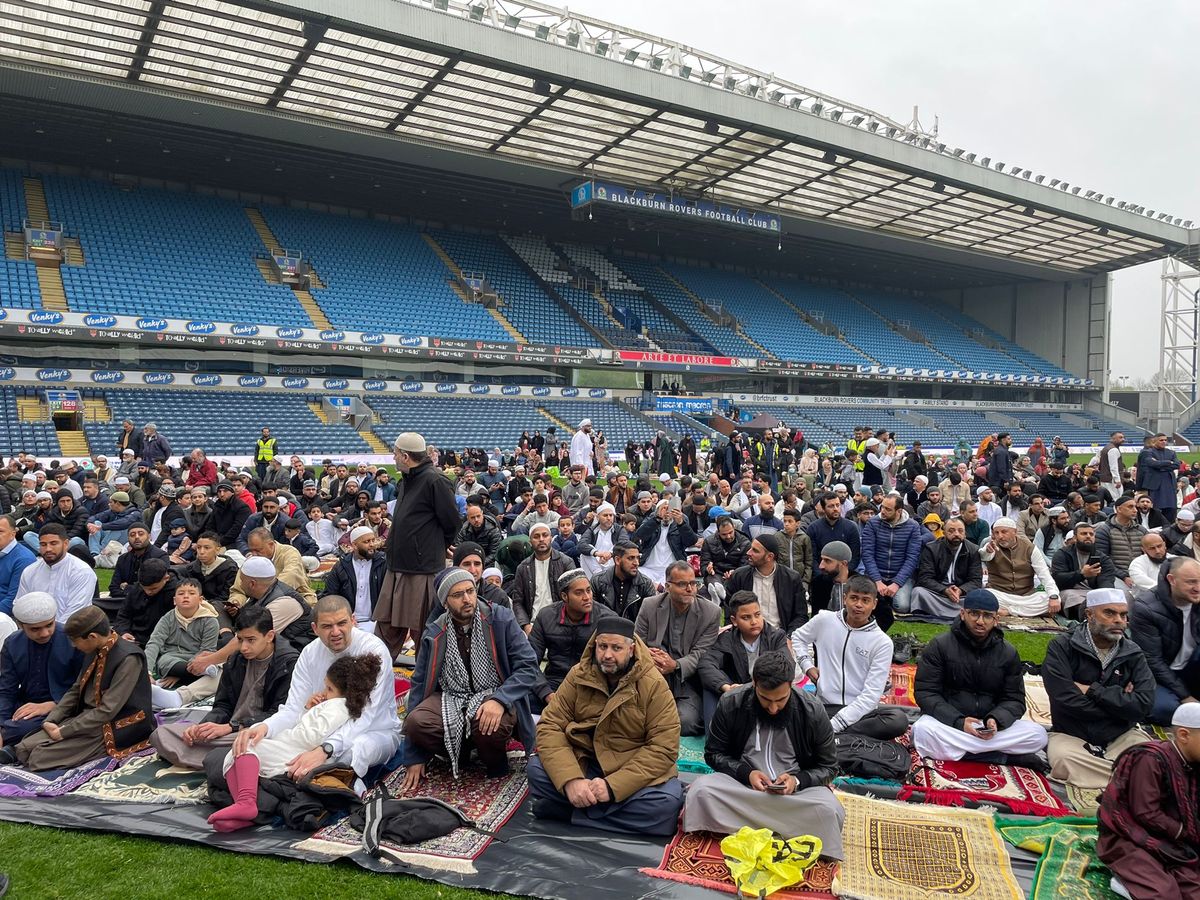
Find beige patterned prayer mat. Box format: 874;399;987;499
1022;675;1052;726
834;791;1024;900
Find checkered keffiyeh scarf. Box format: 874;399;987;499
439;612;502;778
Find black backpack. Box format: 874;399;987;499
833;733;911;781
350;785;496;860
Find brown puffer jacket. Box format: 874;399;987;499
534;633;679;802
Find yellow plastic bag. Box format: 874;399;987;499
720;826;823;898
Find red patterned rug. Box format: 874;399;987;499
882;663;918;707
296;757;528;874
641;829;838;898
901;759;1071;818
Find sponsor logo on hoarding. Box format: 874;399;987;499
136;317;168;331
323;378;349;390
276;327;305;340
0;366;14;380
30;311;65;325
532;386;551;396
400;381;423;392
501;384;521;395
91;370;125;384
191;374;222;386
84;314;117;328
143;372;175;385
435;382;458;394
561;387;579;397
588;388;607;398
363;379;387;391
319;329;345;342
282;376;309;389
469;383;490;395
399;336;423;347
186;321;216;334
37;368;71;381
360;332;385;345
231;323;260;336
238;375;267;388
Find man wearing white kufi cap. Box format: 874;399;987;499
0;592;83;747
1096;701;1200;899
978;516;1061;617
320;526;386;633
578;503;618;578
570;419;595;476
1042;588;1155;789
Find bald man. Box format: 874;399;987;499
1128;532;1170;594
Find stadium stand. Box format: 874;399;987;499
364;396;559;451
258;208;512;341
0;388;61;456
40;176;313;326
0;170;41;310
85;390;370;457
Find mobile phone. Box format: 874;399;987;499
1087;555;1102;566
668;494;682;514
765;782;787;793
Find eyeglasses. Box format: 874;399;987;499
668;581;698;590
964;610;998;621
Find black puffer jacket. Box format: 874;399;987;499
384;460;459;574
699;531;751;577
1041;624;1155;746
1130;576;1200;701
914;619;1026;730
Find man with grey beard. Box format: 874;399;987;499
1041;588;1155;789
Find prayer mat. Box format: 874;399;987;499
882;664;918;708
1065;784;1103;817
996;818;1117;900
1022;675;1052;726
640;828;837;898
0;753;129;798
296;756;529;874
901;759;1071;818
1001;616;1067;633
74;753;209;805
835;791;1024;900
677;735;713;775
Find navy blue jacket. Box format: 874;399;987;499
860;515;925;585
805;516;862;570
0;628;82;720
402;604;539;766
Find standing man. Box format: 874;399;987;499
1098;432;1126;502
1138;433;1181;522
570;420;595;476
376;432;460;660
987;432;1014;492
254;428;278;483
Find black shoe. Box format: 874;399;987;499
0;746;17;766
891;635;914;664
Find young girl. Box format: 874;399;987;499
207;653;381;832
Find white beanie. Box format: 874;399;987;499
240;556;276;579
993;517;1018;530
349;525;375;543
12;592;57;625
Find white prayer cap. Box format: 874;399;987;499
1178;509;1196;523
596;503;616;516
1046;506;1066;516
1065;530;1075;541
12;591;57;625
993;517;1018;530
865;437;881;448
35;491;51;501
20;474;34;483
914;475;928;484
482;567;502;582
1171;704;1200;728
578;419;591;428
659;472;673;482
1086;588;1127;609
528;523;553;537
349;526;375;544
240;556;276;579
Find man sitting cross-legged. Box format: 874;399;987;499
2;606;154;770
698;590;789;721
0;592;82;750
1096;704;1200;900
683;650;844;859
401;568;539;788
978;518;1061;616
528;618;684;836
206;595;398;793
1042;588;1154;789
911;588;1048;764
790;575;908;740
150;604;298;769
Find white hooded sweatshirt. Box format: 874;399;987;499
789;609;894;733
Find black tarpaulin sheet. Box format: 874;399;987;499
0;792;1040;898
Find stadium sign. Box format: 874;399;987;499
362;379;387;391
84;314;117;328
0;367;15;381
186;321;217;334
501;385;521;396
36;368;71;382
231;324;260;337
532;386;551;396
191;374;222;386
135;317;168;331
469;383;491;395
561;387;580;397
588;388;608;398
281;376;309;389
435;382;458;394
276;327;305;340
143;372;175;385
361;332;385;345
571;180;781;234
29;311;65;325
656;397;715;413
401;381;423;392
91;370;125;384
323;378;350;390
238;375;267;388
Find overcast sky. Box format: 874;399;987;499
567;0;1193;382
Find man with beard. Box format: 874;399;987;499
321;526;386;632
570;420;595;476
578;503;619;579
1133;492;1167;532
529;569;617;711
402;569;537;787
683;651;843;858
911;589;1048;763
1035;505;1073;556
910;517;984;623
1051;522;1118;616
590;542;655;620
16;525;97;625
700;515;751;604
511;523;574;633
979;518;1061;617
1042;588;1154;789
1130;557;1200;725
1129;532;1171;594
529;617;684;835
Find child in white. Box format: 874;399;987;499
207;653;381;832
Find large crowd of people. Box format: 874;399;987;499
0;417;1197;898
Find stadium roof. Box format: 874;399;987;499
0;0;1196;279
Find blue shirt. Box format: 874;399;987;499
0;540;36;616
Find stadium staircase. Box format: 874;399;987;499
658;268;776;360
420;234;526;342
17;395;46;422
755;279;881;365
671;411;714;436
620;399;680;440
244;208;333;331
307;400;334;424
20;177;75;313
537;406;573;434
57;429;90;457
361;431;389;454
3;232;23;260
841;289;961;368
83;396;111;423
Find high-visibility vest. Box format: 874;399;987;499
255;437;277;462
847;438;866;471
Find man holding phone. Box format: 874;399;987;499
634;499;699;589
911;589;1048;763
1050;522;1119;617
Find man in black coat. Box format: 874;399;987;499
114;559;178;648
590;542;656;620
148;604;298;769
376;432;460;659
1042;588;1155;788
697;590;788;718
321;526;387;628
911;589;1048;763
909;518;983;622
1130;557;1200;723
509;523;574;632
724;533;807;633
210;481;251;550
699;516;750;603
528;569;618;711
453;501;503;566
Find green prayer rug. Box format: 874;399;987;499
997;818;1118;900
678;735;713;774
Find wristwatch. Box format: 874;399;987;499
321;742;334;758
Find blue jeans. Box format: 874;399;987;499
24;533;85;552
1150;685;1183;725
890;579;915;614
89;529;127;555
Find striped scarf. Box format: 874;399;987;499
439;612;501;778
